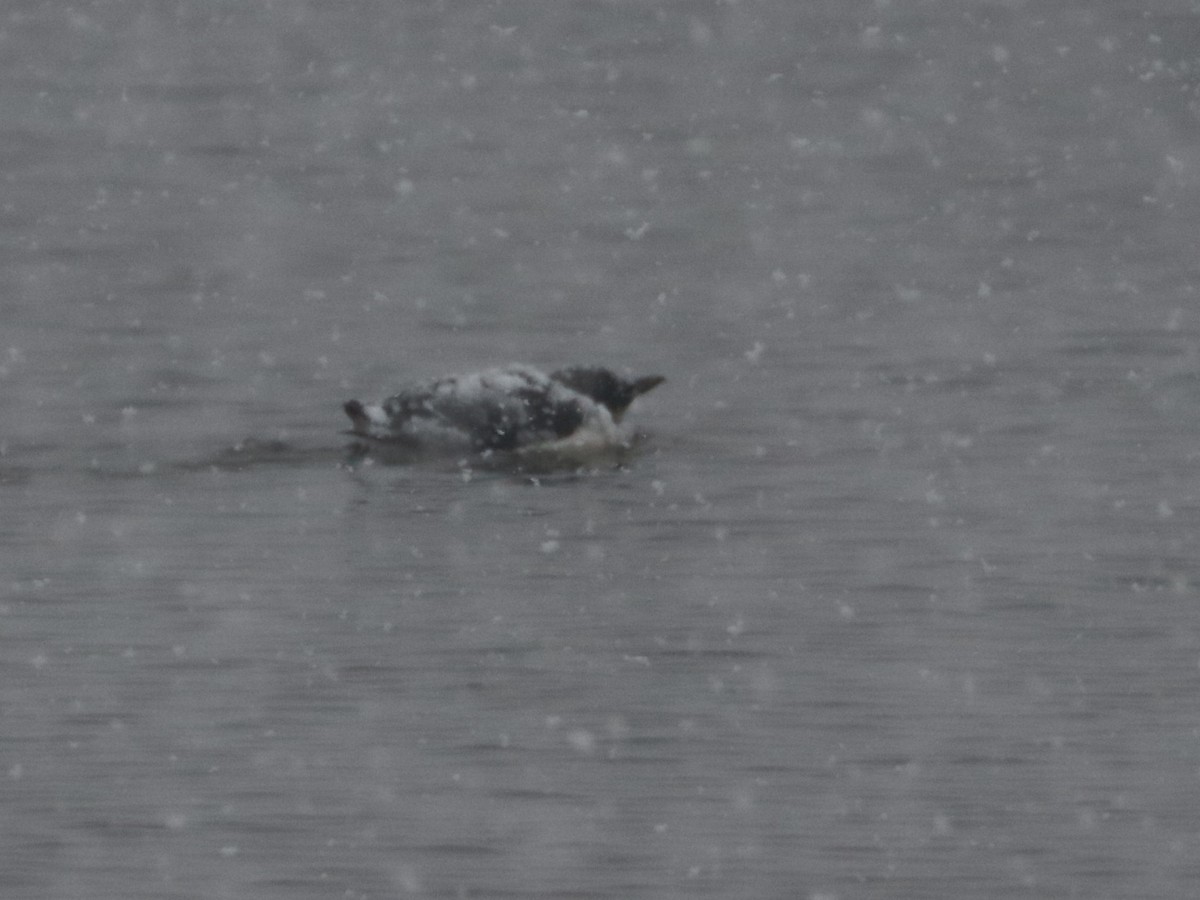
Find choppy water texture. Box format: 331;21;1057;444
4;3;1200;898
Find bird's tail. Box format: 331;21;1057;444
344;400;371;434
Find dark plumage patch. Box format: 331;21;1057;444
343;400;370;431
550;367;665;419
515;386;585;440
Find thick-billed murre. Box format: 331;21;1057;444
343;364;664;455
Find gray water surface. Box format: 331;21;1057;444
4;3;1200;898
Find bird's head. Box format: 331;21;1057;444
551;366;665;421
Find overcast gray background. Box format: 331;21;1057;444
4;3;1200;898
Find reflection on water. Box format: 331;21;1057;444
3;2;1200;898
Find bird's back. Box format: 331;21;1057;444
356;364;599;452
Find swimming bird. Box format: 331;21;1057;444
343;364;665;455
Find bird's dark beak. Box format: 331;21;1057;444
610;375;665;423
632;375;665;396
